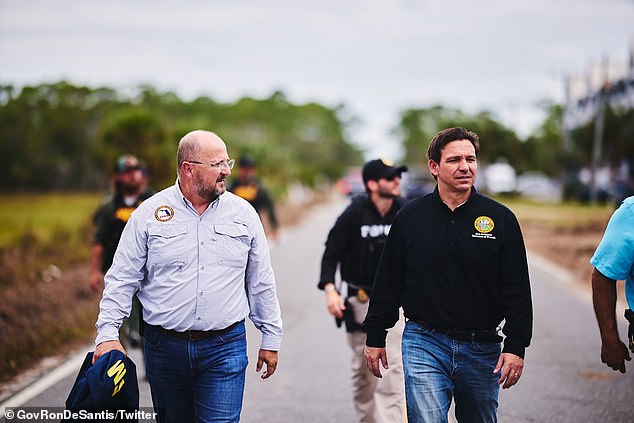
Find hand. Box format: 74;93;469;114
256;349;278;379
364;346;388;378
93;340;126;364
89;271;104;292
600;336;631;373
494;353;524;389
325;287;345;319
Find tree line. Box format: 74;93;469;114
1;81;632;199
0;82;362;196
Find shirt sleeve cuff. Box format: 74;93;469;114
318;281;334;290
260;335;282;351
95;325;121;346
364;329;388;348
502;338;526;359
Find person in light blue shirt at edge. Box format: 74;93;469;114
590;195;634;374
93;129;283;422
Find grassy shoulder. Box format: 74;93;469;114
497;196;613;284
2;192;103;247
499;196;615;229
1;193;103;385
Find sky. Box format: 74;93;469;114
1;0;633;160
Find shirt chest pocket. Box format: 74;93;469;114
214;223;250;268
147;224;188;265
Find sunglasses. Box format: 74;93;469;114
382;174;400;182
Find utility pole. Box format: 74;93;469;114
588;56;608;203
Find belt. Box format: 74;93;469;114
409;318;502;343
147;320;242;341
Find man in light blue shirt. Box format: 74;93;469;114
590;195;634;374
93;129;283;422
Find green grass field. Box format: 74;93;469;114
2;192;616;248
3;192;103;247
498;196;615;229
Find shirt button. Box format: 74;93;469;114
197;317;201;320
201;241;205;246
200;266;205;270
199;291;203;296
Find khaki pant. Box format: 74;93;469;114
346;296;405;423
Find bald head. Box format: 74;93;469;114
176;130;233;209
177;130;226;174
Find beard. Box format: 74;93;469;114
377;188;398;199
195;173;226;203
116;181;142;196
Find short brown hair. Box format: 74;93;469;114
427;127;480;164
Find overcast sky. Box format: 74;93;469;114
1;0;633;159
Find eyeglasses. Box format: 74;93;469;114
187;159;235;170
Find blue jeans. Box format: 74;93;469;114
143;321;248;423
402;320;501;423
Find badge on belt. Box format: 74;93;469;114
356;289;369;303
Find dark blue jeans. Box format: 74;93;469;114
144;322;248;423
402;320;501;423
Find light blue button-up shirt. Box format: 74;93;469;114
95;180;283;351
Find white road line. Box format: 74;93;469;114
0;347;90;415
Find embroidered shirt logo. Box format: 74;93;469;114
154;205;174;222
474;216;494;233
472;216;496;239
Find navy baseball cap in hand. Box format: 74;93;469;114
64;350;139;414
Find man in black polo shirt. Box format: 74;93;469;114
363;127;533;423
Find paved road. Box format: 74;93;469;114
2;195;633;422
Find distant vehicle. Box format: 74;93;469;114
336;167;365;197
401;170;434;200
483;163;517;195
516;172;560;202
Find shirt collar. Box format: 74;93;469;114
432;186;477;212
175;178;221;213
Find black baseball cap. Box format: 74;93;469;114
362;158;408;184
238;156;255;168
114;154;141;173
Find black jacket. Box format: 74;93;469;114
363;188;533;358
92;189;154;273
319;195;406;294
229;178;279;229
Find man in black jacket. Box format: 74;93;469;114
319;158;407;423
91;154;154;351
364;128;533;423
